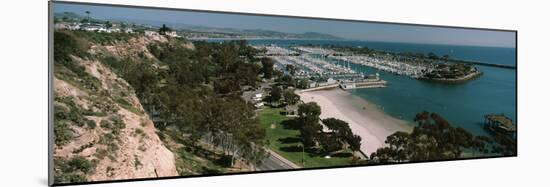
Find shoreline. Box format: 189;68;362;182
298;88;412;155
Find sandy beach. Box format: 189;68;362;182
298;88;412;155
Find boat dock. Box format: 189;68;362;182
339;80;387;90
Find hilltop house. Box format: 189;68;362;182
165;31;179;38
54;22;67;30
81;24;105;32
67;23;81;30
124;28;134;33
145;30;159;36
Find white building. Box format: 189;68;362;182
252;93;263;102
326;78;337;84
145;30;159;36
124;28;134;33
106;28;120;33
81;24;104;32
254;102;264;108
309;81;318;88
67;23;80;30
54;23;67;30
165;31;179;37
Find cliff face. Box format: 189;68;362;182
53;33;185;183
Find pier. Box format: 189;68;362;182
339;80;387;90
449;59;516;69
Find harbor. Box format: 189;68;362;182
255;45;389;92
250;40;516;137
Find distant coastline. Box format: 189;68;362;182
187;37;346;41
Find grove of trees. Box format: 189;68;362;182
57;29;269;170
369;111;516;164
295;102;362;156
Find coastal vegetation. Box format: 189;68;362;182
422;63;482;82
369;111;516;164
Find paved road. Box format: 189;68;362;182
257;155;291;171
257;151;298;171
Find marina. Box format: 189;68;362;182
251;40;516;136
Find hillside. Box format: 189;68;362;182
53;31;179;183
53;30;245;184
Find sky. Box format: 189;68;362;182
53;2;516;48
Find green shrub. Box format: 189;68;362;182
85;119;96;129
134;156;142;169
54;121;73;146
54;31;89;64
53;156;97;183
54;173;87;183
65;156;94;174
115;97;141;115
72;142;94;154
109;116;126;135
100;120;111;129
134;128;145;137
94;149;109;160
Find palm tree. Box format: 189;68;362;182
85;11;90;23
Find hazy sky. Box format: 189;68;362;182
54;2;516;48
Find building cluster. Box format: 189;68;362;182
241;84;273;109
54;21;182;38
54;22;134;33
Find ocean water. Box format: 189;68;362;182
208;39;517;135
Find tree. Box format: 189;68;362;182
297;79;309;89
159;24;172;35
298;102;321;123
322;118;362;152
370;111;493;164
442;54;450;62
346;134;362;152
279;75;295;87
283;90;300;105
273;69;284;78
105;21;112;29
285;64;296;75
270;86;282;103
85;11;90;23
260;57;274;79
318;133;342;155
297;102;322;147
233;61;261;88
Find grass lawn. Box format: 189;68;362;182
257;106;353;168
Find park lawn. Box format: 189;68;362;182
257;106;353;168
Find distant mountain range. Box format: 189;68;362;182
54;12;342;40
